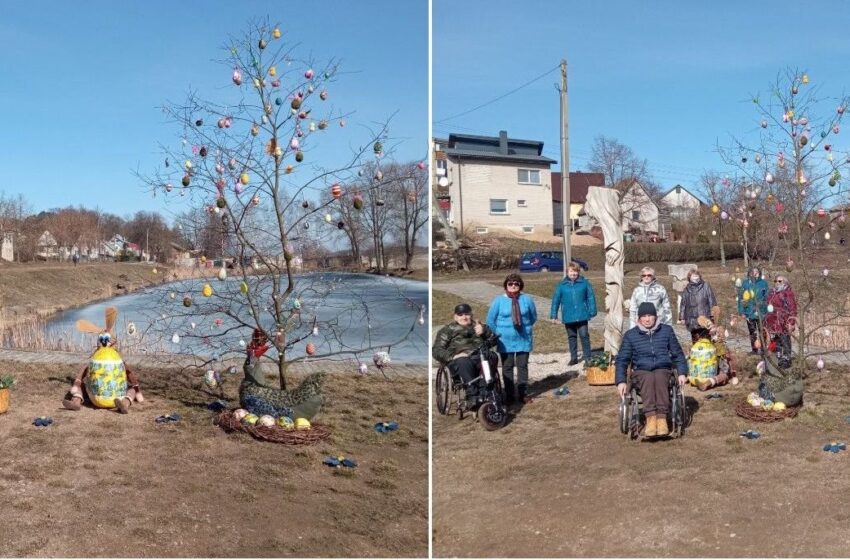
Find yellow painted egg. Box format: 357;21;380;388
242;413;259;425
272;28;281;39
86;346;128;408
240;173;250;185
202;283;213;297
294;418;311;430
772;402;786;411
277;416;294;430
240;281;249;295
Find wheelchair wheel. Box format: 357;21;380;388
670;383;689;437
618;397;629;435
627;388;642;441
435;366;451;415
478;401;507;431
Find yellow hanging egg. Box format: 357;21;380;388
802;74;809;84
273;28;281;39
240;173;250;185
711;204;720;215
240;281;249;295
269;66;276;77
202;283;213;297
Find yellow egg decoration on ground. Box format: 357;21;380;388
85;346;128;408
294;417;311;430
773;402;786;411
202;283;213;297
242;413;259;425
277;416;294;429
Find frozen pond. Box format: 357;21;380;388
46;272;428;365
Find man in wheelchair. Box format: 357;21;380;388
432;303;496;408
615;302;688;438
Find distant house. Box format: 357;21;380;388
661;184;706;220
551;172;605;235
36;231;59;260
433;131;557;235
620;182;661;236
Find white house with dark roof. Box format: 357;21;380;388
433;130;557;235
660;184;706;220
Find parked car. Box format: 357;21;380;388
519;252;589;273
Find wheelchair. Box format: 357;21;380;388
435;339;507;431
618;370;690;441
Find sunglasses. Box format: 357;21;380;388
641;274;653;278
507;281;521;286
774;280;784;284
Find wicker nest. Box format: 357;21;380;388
735;400;802;423
214;410;331;444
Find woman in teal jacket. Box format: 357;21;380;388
737;265;769;354
487;273;537;405
550;263;597;365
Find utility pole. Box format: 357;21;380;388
559;59;571;277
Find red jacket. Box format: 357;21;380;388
765;287;797;334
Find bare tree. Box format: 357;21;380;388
137;19;421;389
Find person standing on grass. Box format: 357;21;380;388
628;266;672;329
550;263;597;366
765;274;797;369
737;265;769;354
678;267;719;342
487;273;537;406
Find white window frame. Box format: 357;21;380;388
490;199;509;215
517;169;541;185
436;159;447;176
522;225;534;234
475;226;488;234
517;199;527;207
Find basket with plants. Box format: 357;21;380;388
585;352;616;385
0;375;14;414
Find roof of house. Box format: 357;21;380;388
444;130;557;165
551;172;606;204
661;184;707;206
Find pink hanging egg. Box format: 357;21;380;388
232;68;242;86
234;183;244;195
417;161;426;170
304;69;314;80
271;79;281;88
833;125;840;134
290;138;299;150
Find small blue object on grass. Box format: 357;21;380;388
739;430;761;439
374;421;399;433
706;392;724;400
207;400;228;412
155;412;181;424
323;456;357;468
843;416;850;424
823;442;847;453
32;416;53;427
553;387;570;397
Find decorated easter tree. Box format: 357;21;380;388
139;20;424;390
719;69;850;378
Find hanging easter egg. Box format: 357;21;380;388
816;358;825;370
766;193;774;203
258;38;267;50
190;322;196;330
228;158;237;170
217;267;227;281
824;328;832;337
375;169;383;181
767;304;774;313
825;232;831;240
272;27;281;39
306;342;316;355
202;283;213;297
199;146;208;158
373;141;383;155
182;175;191;187
791;85;799;95
829;179;837;187
833;125;840;134
172;333;180;344
275;96;283;106
240;173;250;185
234;183;244;195
754;154;761;163
775;202;784;213
324;213;332;223
741;157;747;163
720;211;728;220
799;135;808;146
288;137;300;150
337;221;345;229
760;120;768;128
216;197;226;209
183;296;192;307
217;118;226;128
331;184;342;199
711;204;719;215
232;68;242;86
742;290;751;302
271;79;280;88
319;90;328;101
821;131;828;138
353;195;364;210
238;281;249;296
711;230;717;236
251;195;260;206
215;162;224;174
778;221;788;234
251;125;259;136
165;183;173;193
269;66;276;77
285;165;294;174
274;146;283;158
303;222;309;230
376;199;385;207
358;362;368;375
318;119;328;130
818;208;826;217
799;117;809;126
291;97;302;110
312;326;319;336
735;278;742;287
823;268;829;277
204;370;219;388
309;122;317;132
802;73;809;84
305;69;314;80
265;104;273;114
295;151;304;162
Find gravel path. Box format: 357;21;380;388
434;279;850;371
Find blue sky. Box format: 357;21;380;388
433;0;850;196
0;0;427;221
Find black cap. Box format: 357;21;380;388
454;303;473;315
637;302;657;317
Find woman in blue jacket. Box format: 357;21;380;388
737;265;769;354
487;273;537;405
550;263;597;366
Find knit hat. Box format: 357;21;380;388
637;302;657;318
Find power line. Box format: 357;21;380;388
434;64;560;124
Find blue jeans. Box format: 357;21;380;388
564;321;591;362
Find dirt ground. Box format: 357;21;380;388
0;360;427;558
433;354;850;558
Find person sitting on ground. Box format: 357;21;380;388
433;303;495;407
615;302;688;438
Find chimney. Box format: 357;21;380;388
499;130;508;155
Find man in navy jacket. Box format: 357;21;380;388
615;302;688;437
